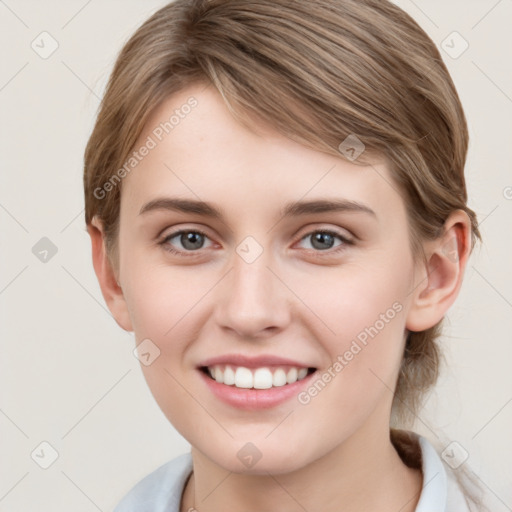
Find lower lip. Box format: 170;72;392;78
198;369;316;410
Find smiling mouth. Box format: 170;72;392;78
199;365;317;389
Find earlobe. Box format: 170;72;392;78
87;216;133;332
405;210;472;332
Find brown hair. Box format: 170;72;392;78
84;0;483;507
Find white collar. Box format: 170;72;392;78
415;434;471;511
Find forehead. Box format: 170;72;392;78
120;84;405;223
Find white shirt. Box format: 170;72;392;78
113;433;471;511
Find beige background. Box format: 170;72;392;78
1;0;511;510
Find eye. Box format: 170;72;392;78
159;229;213;256
297;229;353;254
158;227;354;258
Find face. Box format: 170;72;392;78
114;83;420;474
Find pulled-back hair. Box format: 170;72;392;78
83;0;483;507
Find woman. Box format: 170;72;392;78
84;0;485;510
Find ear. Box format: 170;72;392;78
406;210;472;332
87;216;133;332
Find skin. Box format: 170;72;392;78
88;83;472;512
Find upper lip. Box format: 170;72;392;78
198;354;316;369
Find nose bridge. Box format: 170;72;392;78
215;240;290;336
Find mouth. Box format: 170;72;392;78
199;364;317;390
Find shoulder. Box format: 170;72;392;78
113;452;193;512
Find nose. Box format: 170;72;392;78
213;247;292;339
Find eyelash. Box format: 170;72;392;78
158;228;354;258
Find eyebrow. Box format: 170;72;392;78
138;197;376;219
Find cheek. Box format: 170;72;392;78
298;255;411;344
295;255;412;399
122;251;207;340
121;260;203;430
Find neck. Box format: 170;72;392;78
181;425;423;512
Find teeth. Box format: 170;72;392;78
235;367;253;388
254;368;273;389
205;365;312;389
286;367;297;384
214;366;224;383
272;368;287;387
223;365;235;385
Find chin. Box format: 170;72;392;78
198;441;316;476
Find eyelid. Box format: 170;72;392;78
294;224;355;243
157;222;211;239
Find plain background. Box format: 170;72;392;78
1;0;511;510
